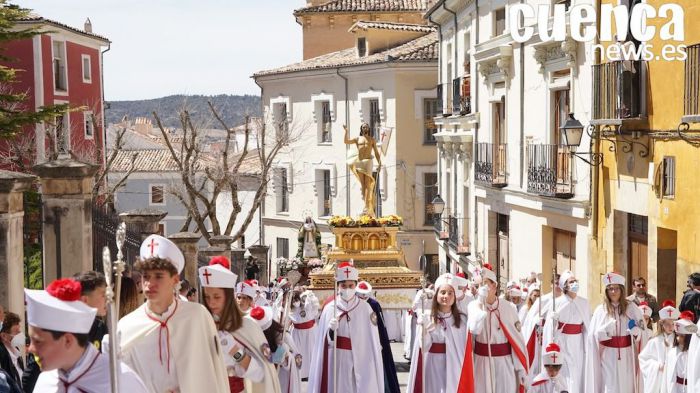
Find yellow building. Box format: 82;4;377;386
590;0;700;305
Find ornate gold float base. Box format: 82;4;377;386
309;226;422;292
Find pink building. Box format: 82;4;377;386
0;15;110;169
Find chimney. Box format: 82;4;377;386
84;18;92;33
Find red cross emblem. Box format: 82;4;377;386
202;269;212;285
344;268;352;278
149;238;159;254
667;308;674;317
606;274;612;284
551;353;558;363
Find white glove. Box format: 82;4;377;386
550;311;560;322
329;318;339;331
628;326;641;338
477;285;489;301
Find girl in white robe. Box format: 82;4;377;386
277;332;303;393
585;272;645;393
289;289;319;380
407;273;468;393
670;312;697;393
638;301;679;393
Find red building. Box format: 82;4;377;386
0;15;110;169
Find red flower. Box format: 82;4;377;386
209;256;231;269
250;306;265;321
662;299;676;308
46;279;82;301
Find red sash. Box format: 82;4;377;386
558;322;584;334
600;335;632;348
676;376;687;385
474;341;512;357
294;320;315;329
429;343;446;353
228;376;245;393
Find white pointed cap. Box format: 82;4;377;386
140;234;185;274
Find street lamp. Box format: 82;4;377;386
559;113;603;166
431;194;445;215
430;195;449;240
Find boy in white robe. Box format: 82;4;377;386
307;261;384;393
639;300;680;393
543;270;591;393
459;263;529;393
289;288;319;380
26;279;147;393
530;343;568;393
117;235;229;393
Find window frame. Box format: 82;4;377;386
52;40;68;94
369;98;381;140
423;98;440;144
81;54;92;83
423;172;439;226
276;237;290;259
149;184;166;206
322;169;332;217
494;8;507;37
321;100;332;143
83;111;94;140
662;156;676;199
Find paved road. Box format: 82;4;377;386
300;341;412;392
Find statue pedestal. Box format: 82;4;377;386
309;225;421;309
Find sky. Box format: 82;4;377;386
14;0;304;101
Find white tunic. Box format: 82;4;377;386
468;298;528;393
277;334;302;393
670;350;688;393
542;294;591;393
529;372;569;393
585;303;644;393
522;292;563;382
218;330;264;382
686;333;700;392
117;299;229;393
407;311;467;393
34;344;147;393
638;334;676;393
307;296;384;393
289;290;319;380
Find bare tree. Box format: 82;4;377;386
152;102;304;245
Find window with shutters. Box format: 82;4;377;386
494;8;506;37
662;156;675;198
276;238;289;259
150;185;165;205
424;98;440;143
321;101;332;142
369;99;381;140
53;41;67;91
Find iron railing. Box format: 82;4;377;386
448;216;459;247
526;144;574;199
436;84;444;116
475;143;508;187
460;75;472;115
593;59;645;121
92;205;142;271
684;44;700;117
452;77;461;114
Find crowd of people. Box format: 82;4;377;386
1;232;699;392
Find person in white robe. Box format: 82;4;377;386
523;275;562;383
639;300;680;393
639;301;655;349
407;273;468;393
117;235;229;393
307;261;384;393
289;289;319;380
248;306;300;393
26;279;147;393
458;263;529;393
199;256;281;393
519;283;541;325
585;272;646;393
543;270;591;393
686;320;700;392
236;280;258;314
405;285;434;360
529;343;569;393
670;312;697;393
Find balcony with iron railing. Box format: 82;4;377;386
438;82;453;116
683;43;700;122
453;76;472;115
526;144;575;199
475;142;508;187
592;59;646;124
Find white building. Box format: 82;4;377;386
253;22;441;279
427;0;596;294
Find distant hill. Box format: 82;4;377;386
106;94;261;129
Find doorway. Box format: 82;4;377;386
656;227;677;302
628;213;648;295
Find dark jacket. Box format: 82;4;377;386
0;368;22;393
88;318;108;352
0;344;22;390
20;354;39;393
679;289;700;323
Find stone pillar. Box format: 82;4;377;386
199;246;226;263
230;248;246;280
34;156;98;282
0;171;35;319
247;245;270;285
209;235;234;261
119;208;167;241
168;232;201;286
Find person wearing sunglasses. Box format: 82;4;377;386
627;277;660;323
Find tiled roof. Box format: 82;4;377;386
295;0;426;14
349;21;434;33
16;14;110;43
110;148;262;176
254;31;437;76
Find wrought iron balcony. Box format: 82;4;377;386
684;44;700;121
448;216;458;248
453;76;472;115
475;143;508;187
592;59;646;122
436;84;444;116
526;144;575;199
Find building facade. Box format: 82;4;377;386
590;0;700;305
255;2;440;278
428;0;596;294
0;16;109;167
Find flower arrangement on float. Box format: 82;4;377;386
328;214;403;228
